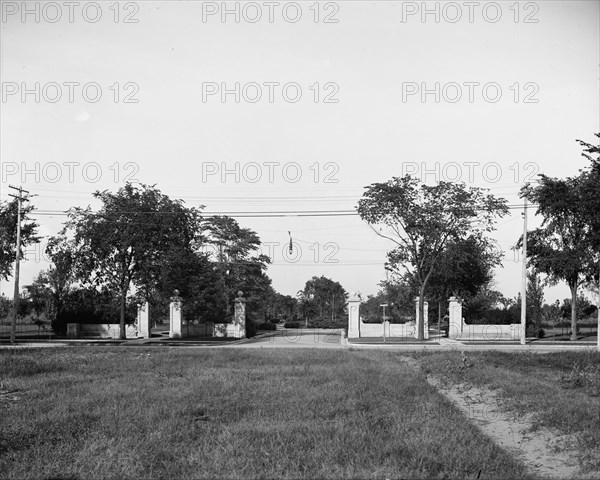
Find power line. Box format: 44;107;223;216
27;204;540;218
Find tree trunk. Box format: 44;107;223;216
418;285;426;341
570;283;578;341
120;288;127;340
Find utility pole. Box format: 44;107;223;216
380;303;388;343
8;185;30;344
520;192;528;345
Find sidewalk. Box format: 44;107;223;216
1;330;597;352
346;335;598;352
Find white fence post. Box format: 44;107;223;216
137;302;150;339
169;290;183;339
347;296;361;338
448;296;463;339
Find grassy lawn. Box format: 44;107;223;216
412;349;600;474
0;347;532;479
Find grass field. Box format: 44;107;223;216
413;349;600;475
0;347;537;480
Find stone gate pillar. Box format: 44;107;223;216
233;291;246;339
347;295;361;338
169;290;183;339
415;297;429;340
137;301;150;339
448;296;463;339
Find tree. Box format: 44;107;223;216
298;276;347;327
151;246;226;323
62;183;202;339
357;177;508;340
23;271;54;331
425;234;503;320
560;295;596;323
518;160;597;340
360;278;417;324
0;294;11;319
202;216;272;325
541;300;561;326
0;199;40;280
463;287;519;325
21;236;79;334
576;133;600;344
526;269;544;337
44;236;78;331
259;288;298;323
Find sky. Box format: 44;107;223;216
1;0;599;304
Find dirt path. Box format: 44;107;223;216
425;374;589;479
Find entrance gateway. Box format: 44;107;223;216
347;296;428;340
135;290;247;339
346;296;522;341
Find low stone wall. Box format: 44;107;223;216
183;322;214;337
358;321;417;338
69;323;138;339
448;297;522;340
213;322;244;338
182;321;245;338
449;321;520;340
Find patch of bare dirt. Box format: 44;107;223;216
426;375;594;479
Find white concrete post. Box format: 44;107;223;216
137;302;150;339
347;296;361;338
233;291;246;339
169;290;183;339
415;297;429;340
448;296;463;339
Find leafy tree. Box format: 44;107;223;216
360;281;416;324
357;177;508;340
44;236;78;331
0;199;40;280
23;272;53;324
518;156;597;340
359;294;382;323
426;234;503;319
144;244;223;324
273;293;299;321
202;216;272;326
258;288;298;323
62;183;202;339
298;276;347;327
576;133;600;335
463;288;519;325
526;269;544;337
560;295;597;323
541;300;561;326
0;294;11;319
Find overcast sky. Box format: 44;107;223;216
1;0;599;304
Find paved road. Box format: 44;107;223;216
233;328;344;349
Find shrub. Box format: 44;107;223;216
560;357;600;395
284;321;301;329
464;307;518;325
256;322;276;331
